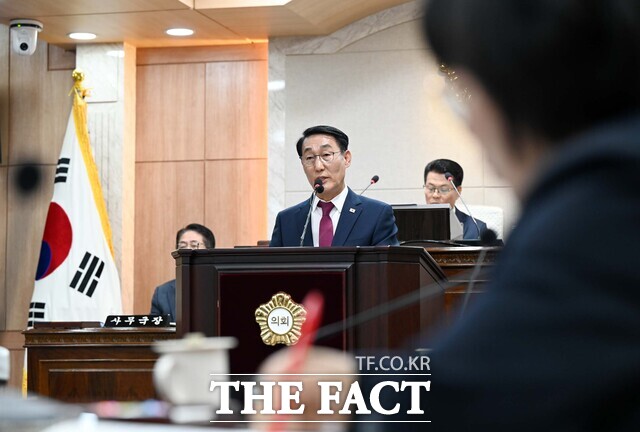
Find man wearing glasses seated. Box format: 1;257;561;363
270;125;399;247
150;223;215;321
423;159;487;239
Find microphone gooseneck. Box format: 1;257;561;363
444;171;482;239
458;228;498;318
299;178;325;246
360;175;380;195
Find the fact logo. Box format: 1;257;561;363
209;378;431;418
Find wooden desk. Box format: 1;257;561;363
427;246;502;324
24;327;176;403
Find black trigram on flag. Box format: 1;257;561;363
28;302;46;327
54;157;70;183
70;252;105;298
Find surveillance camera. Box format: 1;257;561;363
10;19;43;56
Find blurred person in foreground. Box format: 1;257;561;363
150;223;215;322
264;1;640;430
408;0;640;429
252;347;356;431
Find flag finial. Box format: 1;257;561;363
71;69;90;100
72;68;85;83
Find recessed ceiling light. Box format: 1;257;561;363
68;32;96;40
166;28;194;37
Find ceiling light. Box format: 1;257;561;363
68;32;96;40
166;28;194;37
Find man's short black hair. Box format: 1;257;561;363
176;223;215;248
296;125;349;156
423;0;640;144
424;159;464;187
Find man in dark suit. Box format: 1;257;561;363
423;158;487;239
270;125;398;247
150;223;215;321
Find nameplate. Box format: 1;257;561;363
104;314;171;327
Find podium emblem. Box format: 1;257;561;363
255;292;307;346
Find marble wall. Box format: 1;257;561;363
268;0;520;238
76;43;136;311
76;43;126;271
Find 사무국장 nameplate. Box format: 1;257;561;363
104;314;171;327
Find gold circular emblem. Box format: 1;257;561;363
255;292;307;346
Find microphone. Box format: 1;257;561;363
359;175;379;195
299;178;324;246
313;177;324;194
444;171;482;239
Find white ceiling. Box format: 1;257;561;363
0;0;414;48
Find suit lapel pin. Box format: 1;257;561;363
349;208;356;213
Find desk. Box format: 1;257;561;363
24;327;176;403
427;246;501;324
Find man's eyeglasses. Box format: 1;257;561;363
177;240;205;249
301;151;342;167
424;185;453;195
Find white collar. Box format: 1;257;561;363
312;185;349;213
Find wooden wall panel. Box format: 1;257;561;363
9;39;72;165
205;159;267;248
6;166;56;330
205;61;268;160
0;167;6;329
1;27;7;330
3;40;74;331
135;44;268;316
137;43;267;65
134;161;205;314
0;25;8;167
136;63;206;162
0;331;25;389
121;43;137;314
47;44;76;71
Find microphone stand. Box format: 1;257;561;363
445;173;482;239
299;191;316;247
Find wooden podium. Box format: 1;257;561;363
172;246;446;374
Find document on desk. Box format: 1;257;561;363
450;209;463;239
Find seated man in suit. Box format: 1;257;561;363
150;223;215;321
423;158;487;239
270;125;399;247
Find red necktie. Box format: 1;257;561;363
317;201;334;247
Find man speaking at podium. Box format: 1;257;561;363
269;125;399;247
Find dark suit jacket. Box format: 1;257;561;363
269;187;399;247
455;208;488;239
362;114;640;431
150;279;175;322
